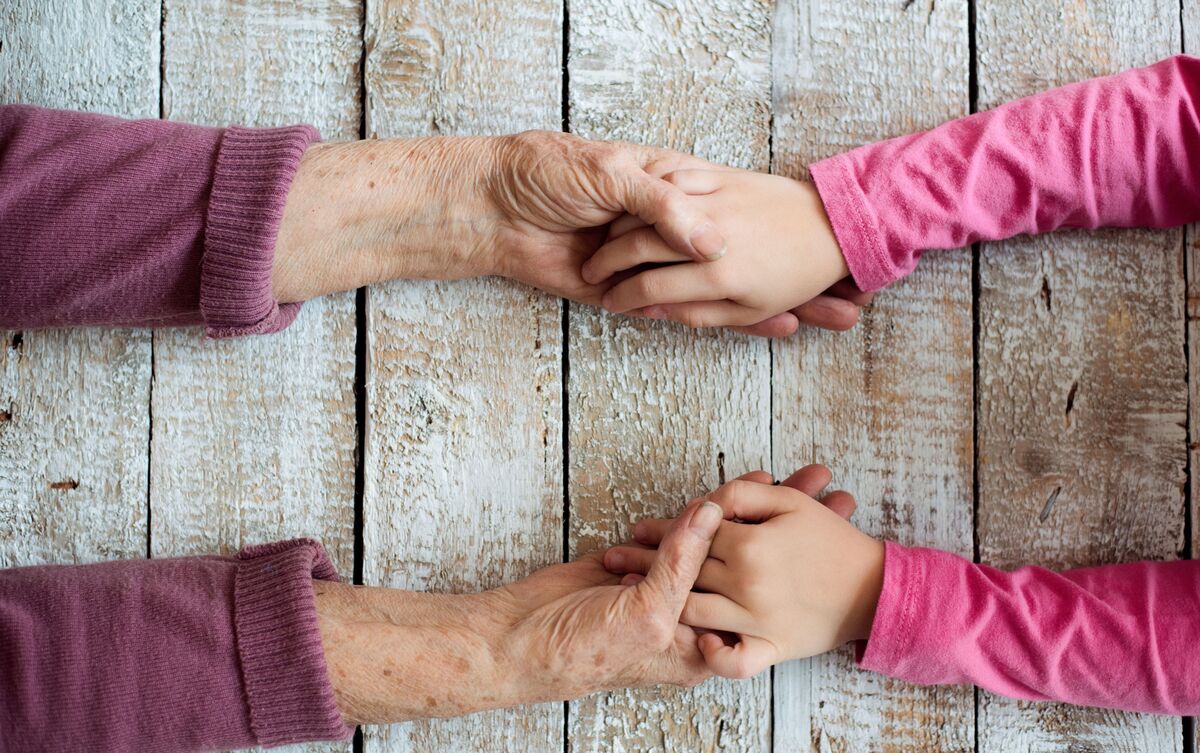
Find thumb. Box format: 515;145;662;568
620;173;727;262
632;499;722;618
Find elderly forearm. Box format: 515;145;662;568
271;136;506;303
314;581;527;725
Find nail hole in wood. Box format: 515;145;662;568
1040;276;1052;312
1065;381;1078;418
717;451;726;485
1038;485;1062;522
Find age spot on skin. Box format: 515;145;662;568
593;652;606;666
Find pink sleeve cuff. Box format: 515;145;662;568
809;153;913;292
235;538;353;746
855;540;931;676
201;125;320;339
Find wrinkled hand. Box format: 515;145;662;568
484;131;724;305
489;498;726;702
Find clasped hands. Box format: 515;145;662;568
290;131;884;724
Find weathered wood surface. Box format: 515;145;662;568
976;2;1185;752
771;2;975;751
4;1;1198;752
155;4;362;753
154;0;360;570
362;2;564;752
567;1;773;751
0;0;158;568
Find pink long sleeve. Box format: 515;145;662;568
810;54;1200;291
0;539;353;752
0;105;317;337
859;542;1200;714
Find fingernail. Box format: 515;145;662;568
690;224;727;261
580;263;597;284
606;551;625;569
691;501;722;535
643;306;664;320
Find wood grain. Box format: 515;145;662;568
0;0;158;567
771;2;974;751
363;2;564;752
567;1;772;750
976;2;1185;750
155;4;361;751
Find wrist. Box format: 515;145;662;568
273;136;505;302
314;582;519;725
794;178;851;290
847;537;886;643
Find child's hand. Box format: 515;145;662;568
602;466;885;679
580;169;854;332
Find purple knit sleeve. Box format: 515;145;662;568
0;105;318;338
0;538;353;752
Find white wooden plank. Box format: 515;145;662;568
567;1;772;750
0;0;158;567
771;6;974;751
976;2;1185;751
362;2;564;752
154;3;361;752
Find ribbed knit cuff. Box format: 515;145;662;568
809;153;906;292
201;124;320;339
234;538;353;747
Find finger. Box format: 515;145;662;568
608;213;649;241
602;263;729;314
661;169;724;195
734;470;773;485
632;517;674;546
621;573;645;587
679;593;755;634
641;300;764;329
583;227;691;285
620;173;726;262
631;499;723;619
777;464;833;498
604;543;657;574
819;489;857;520
732;312;801;338
790;294;862;331
697;633;776;680
707;479;802;523
827;277;875;306
607;546;732;591
630;145;722;178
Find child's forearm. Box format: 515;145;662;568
811;55;1200;292
860;541;1200;714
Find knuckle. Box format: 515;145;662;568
677;309;708;330
730;656;757;680
642;609;676;649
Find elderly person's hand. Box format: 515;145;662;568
316;497;722;725
271;131;868;335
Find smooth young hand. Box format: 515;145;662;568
581;169;859;334
602;466;885;679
